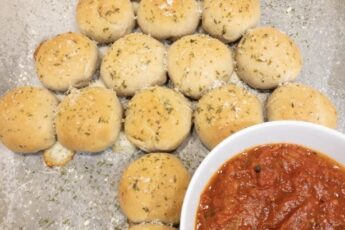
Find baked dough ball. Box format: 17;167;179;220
43;142;75;167
202;0;260;42
119;153;190;224
137;0;201;40
168;34;233;99
235;27;303;89
266;83;337;128
0;86;58;153
194;84;263;149
129;224;176;230
34;32;98;91
101;33;167;96
56;87;122;152
124;87;192;152
76;0;135;43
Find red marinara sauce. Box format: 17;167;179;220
196;144;345;230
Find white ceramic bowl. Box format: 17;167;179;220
180;121;345;230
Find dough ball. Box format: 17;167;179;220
266;83;337;128
194;84;263;149
0;86;58;153
101;33;167;96
168;34;233;99
43;142;75;167
124;87;192;152
56;87;122;152
119;153;190;224
76;0;135;43
34;32;98;91
202;0;260;42
129;224;176;230
235;27;303;89
137;0;201;40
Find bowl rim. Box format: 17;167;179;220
180;121;345;229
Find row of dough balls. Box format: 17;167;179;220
76;0;260;43
0;87;121;155
0;83;337;155
34;27;302;97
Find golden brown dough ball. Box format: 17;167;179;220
124;87;192;152
266;83;337;128
119;153;190;224
194;84;263;149
0;86;58;153
202;0;260;42
34;32;98;92
168;34;233;99
235;27;303;89
137;0;201;40
76;0;135;43
56;87;122;152
43;142;75;167
129;224;176;230
101;33;167;97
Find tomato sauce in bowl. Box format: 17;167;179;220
196;144;345;229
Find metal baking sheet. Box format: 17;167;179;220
0;0;344;229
